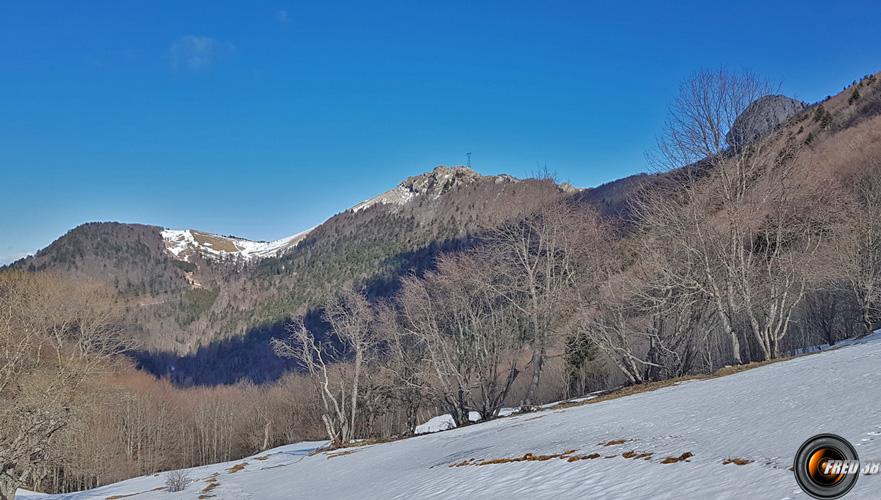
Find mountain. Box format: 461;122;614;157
11;166;572;366
351;165;521;212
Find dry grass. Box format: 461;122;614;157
566;453;601;462
252;455;270;461
601;439;628;446
191;231;241;253
202;482;219;493
451;448;696;467
105;487;164;499
451;450;579;467
448;459;476;468
660;452;693;464
226;462;247;474
323;436;398;452
722;457;753;465
326;449;359;459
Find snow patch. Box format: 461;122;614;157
160;228;312;262
414;411;482;435
352;185;418;213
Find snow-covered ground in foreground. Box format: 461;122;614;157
22;333;881;499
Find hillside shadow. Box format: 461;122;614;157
364;236;479;297
131;236;476;387
130;309;330;387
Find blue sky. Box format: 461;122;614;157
1;0;879;263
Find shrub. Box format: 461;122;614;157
165;470;191;492
803;132;815;145
849;89;861;105
172;259;197;273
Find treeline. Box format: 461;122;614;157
47;369;325;494
0;270;328;499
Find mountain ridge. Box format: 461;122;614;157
10;165;575;360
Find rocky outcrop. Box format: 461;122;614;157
727;95;807;146
352;166;516;212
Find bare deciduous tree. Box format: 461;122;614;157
272;288;376;446
482;201;605;407
0;271;127;500
375;303;427;435
397;253;522;425
642;69;817;363
830;170;881;335
625;249;718;380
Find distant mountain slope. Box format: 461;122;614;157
575;72;881;220
19;222;187;297
574;172;658;218
242;167;570;326
11;166;571;357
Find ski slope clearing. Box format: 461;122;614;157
161;228;311;262
23;334;881;499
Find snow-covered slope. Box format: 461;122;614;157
23;333;881;499
161;228;311;262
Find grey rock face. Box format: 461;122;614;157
727;95;807;146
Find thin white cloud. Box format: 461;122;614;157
275;10;290;23
169;35;231;71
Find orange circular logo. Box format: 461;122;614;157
794;434;859;499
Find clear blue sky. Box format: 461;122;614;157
2;0;879;263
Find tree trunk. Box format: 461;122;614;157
862;306;874;337
0;474;18;500
448;389;470;427
726;323;743;364
405;403;418;436
261;420;271;451
710;283;743;365
350;350;362;442
522;345;545;408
